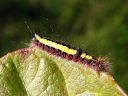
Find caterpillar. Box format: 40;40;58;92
32;34;108;72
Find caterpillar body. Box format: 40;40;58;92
32;34;108;72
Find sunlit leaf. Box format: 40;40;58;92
0;47;126;96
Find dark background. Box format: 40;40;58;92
0;0;128;93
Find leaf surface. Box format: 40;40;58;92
0;47;126;96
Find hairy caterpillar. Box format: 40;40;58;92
32;34;108;72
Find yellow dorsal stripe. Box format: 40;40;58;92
68;49;77;55
50;42;56;48
35;34;48;45
35;34;60;49
35;34;96;56
35;34;76;55
61;46;69;53
57;45;63;50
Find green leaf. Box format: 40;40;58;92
0;47;127;96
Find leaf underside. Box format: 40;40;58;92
0;47;126;96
